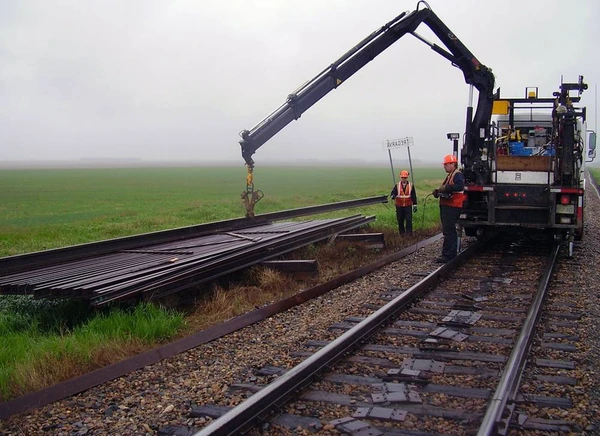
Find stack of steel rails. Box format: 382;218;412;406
0;196;388;306
0;216;374;306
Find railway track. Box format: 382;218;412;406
1;223;598;435
161;234;589;435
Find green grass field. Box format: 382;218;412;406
0;165;445;257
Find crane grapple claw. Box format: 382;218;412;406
241;189;264;218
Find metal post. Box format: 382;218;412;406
407;146;415;187
465;85;474;153
388;148;396;187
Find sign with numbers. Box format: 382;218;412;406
382;136;414;149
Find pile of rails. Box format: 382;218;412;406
0;214;376;307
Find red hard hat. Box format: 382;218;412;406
400;170;409;178
443;154;458;164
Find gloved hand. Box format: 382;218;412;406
432;189;439;198
413;205;417;213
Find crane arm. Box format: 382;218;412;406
239;1;495;170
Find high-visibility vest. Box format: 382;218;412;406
440;169;465;208
395;182;413;207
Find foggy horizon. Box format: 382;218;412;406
1;0;598;167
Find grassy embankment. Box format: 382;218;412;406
590;168;600;185
0;165;444;400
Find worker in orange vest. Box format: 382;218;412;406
390;170;418;234
432;154;465;263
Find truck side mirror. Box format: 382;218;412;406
588;132;597;161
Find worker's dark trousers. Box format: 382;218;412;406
395;206;413;234
440;205;461;259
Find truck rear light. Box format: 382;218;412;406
560;195;570;205
559;216;572;224
503;191;527;198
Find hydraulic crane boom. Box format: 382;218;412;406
239;1;496;216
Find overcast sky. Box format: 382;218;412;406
1;0;598;166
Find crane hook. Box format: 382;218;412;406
241;164;264;218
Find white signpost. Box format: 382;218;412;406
382;136;415;187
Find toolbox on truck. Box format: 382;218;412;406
495;155;553;172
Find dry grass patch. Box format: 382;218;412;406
181;226;438;333
185;268;303;331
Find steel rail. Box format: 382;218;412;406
91;216;375;306
0;195;387;275
87;218;364;291
194;240;484;436
0;218;269;276
477;242;560;436
0;233;440;422
24;220;347;298
133;215;377;304
0;216;374;303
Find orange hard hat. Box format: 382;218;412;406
443;154;458;164
400;170;409;178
